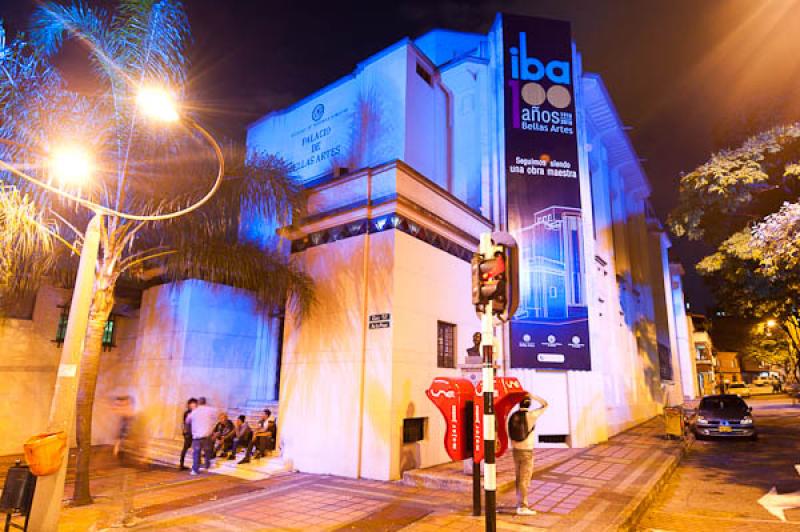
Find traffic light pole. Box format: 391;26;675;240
480;233;497;532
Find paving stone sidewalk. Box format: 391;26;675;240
12;414;686;531
404;415;688;531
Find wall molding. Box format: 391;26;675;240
291;211;473;262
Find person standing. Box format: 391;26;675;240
507;393;549;516
186;397;218;475
111;395;144;527
179;398;197;470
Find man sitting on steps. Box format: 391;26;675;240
239;409;276;464
227;415;253;461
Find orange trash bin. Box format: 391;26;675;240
23;431;67;476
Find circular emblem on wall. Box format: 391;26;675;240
312;103;325;122
523;334;532;342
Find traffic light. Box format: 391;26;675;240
471;232;519;321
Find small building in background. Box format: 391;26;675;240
689;314;716;396
716;351;743;390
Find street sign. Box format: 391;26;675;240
368;313;391;329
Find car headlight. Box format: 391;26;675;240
741;417;753;425
697;416;709;425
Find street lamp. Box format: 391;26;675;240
136;86;179;123
49;145;92;186
767;319;777;329
28;90;222;530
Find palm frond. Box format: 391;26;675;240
112;0;190;86
29;2;114;72
0;185;56;312
158;239;314;319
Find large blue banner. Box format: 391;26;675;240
503;14;591;370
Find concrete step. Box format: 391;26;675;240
138;438;293;481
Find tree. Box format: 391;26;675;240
670;123;800;381
0;2;312;505
739;321;795;381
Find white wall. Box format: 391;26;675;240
391;232;481;478
279;232;377;478
131;280;268;441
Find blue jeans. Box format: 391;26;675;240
191;437;212;473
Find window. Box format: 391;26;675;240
403;417;426;443
658;342;673;381
54;306;116;351
437;321;456;368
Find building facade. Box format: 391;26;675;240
689;314;716;396
247;14;691;480
2;13;692;481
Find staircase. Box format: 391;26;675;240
141;437;293;481
139;400;289;481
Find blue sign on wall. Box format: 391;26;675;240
503;14;591;370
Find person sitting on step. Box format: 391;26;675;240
212;412;235;457
240;409;276;463
228;415;253;461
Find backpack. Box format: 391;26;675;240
508;410;534;442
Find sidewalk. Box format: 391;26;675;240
38;414;685;531
404;415;688;531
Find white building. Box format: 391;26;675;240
246;14;691;479
1;13;692;480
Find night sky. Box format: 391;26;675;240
5;0;800;311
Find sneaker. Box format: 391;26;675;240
178;465;188;471
238;458;251;464
190;470;199;476
516;507;537;516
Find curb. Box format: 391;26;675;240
606;438;691;531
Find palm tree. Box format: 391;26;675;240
0;1;312;505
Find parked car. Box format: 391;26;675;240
693;394;756;440
727;383;751;398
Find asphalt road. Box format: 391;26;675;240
639;395;800;531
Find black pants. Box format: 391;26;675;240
179;434;192;467
247;433;274;457
230;434;253;457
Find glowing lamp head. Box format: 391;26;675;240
767;319;777;328
137;87;179;122
50;145;92;186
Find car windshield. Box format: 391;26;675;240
699;397;746;410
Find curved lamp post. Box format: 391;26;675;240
0;86;225;531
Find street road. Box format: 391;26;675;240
639;395;800;530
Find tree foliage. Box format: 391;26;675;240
671;123;800;380
739;322;795;378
